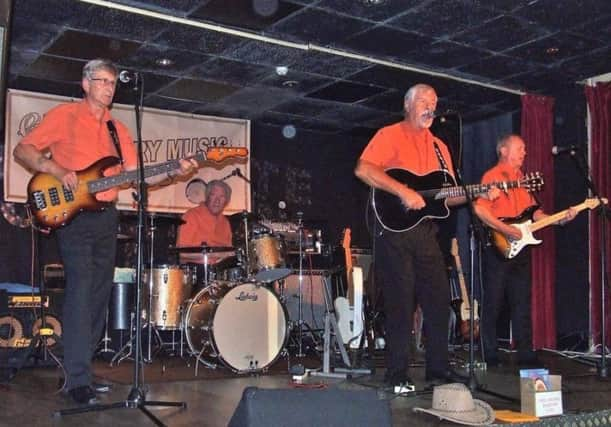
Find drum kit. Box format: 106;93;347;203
104;210;321;374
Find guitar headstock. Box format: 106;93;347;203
583;197;607;210
203;147;249;162
450;237;459;257
341;228;351;252
521;172;544;192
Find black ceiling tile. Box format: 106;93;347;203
153;26;243;55
414;41;486;69
43;30;142;62
158;78;241;102
479;0;532;12
271;97;339;116
223;40;304;67
221;86;295;112
13;0;90;27
142;95;203;114
192;102;254;119
514;0;611;30
561;47;611;80
505;32;605;65
340;26;432;60
288;51;371;79
449;84;510;105
110;0;209;14
114;73;177;102
315;104;386;124
121;44;210;75
9;76;83;99
189;57;271;85
257;111;343;132
7;49;39;78
499;70;577;94
348;65;428;90
572;15;611;43
358;89;404;112
20;55;86;83
490;96;522;112
452;15;549;52
389;0;500;38
189;0;303;32
316;0;422;22
269;8;371;46
258;70;334;94
10;17;59;52
458;54;540;80
306;80;385;103
73;6;166;42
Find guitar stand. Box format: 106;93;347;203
310;274;371;379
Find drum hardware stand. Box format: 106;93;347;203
310;274;371;379
110;312;135;366
96;311;115;356
55;73;186;425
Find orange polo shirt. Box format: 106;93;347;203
475;162;537;218
360;121;455;177
176;204;232;248
19;100;137;201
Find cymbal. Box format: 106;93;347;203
116;233;133;241
228;210;260;222
169;245;235;253
120;211;185;225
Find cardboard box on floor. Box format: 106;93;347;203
520;375;563;417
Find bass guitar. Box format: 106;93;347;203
334;228;365;349
450;238;479;339
27;147;248;230
491;197;608;259
372;168;543;232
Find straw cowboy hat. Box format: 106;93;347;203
413;383;495;426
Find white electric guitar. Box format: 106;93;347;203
491;198;607;259
334;229;365;349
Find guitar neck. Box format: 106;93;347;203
529;201;594;233
451;239;470;309
425;180;523;200
88;153;204;193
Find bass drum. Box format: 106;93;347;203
184;282;288;372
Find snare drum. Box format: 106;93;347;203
248;233;292;283
184;281;288;372
142;265;194;330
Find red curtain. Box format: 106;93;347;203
585;82;611;348
521;94;557;349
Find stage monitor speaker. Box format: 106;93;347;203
228;387;391;427
276;272;326;329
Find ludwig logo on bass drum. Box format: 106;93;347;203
235;291;258;302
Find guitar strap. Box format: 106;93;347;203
106;120;124;164
433;141;449;173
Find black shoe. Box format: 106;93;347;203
68;386;98;405
92;382;111;393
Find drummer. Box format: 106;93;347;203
176;179;234;266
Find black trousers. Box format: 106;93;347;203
375;221;450;381
56;207;118;390
481;247;533;363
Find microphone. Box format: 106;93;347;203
434;109;456;118
551;145;580;156
118;70;138;83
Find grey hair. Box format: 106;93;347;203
205;179;232;202
496;133;518;156
82;58;118;80
404;83;435;103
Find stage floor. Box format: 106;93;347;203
1;348;611;426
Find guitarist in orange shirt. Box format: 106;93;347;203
13;59;197;405
474;134;575;367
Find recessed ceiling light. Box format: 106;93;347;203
361;0;387;5
275;66;288;76
282;80;298;88
155;58;174;67
545;47;559;55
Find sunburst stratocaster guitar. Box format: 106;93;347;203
27;147;248;230
491;197;608;259
372;168;543;232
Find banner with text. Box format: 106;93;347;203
3;89;251;214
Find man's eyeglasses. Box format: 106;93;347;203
89;77;117;87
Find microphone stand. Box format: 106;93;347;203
451;112;516;402
55;74;186;425
567;150;610;378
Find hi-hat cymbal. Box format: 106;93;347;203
228;210;259;222
169;245;235;253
